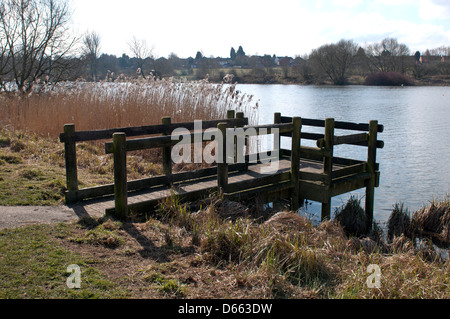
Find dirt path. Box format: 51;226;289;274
0;205;102;230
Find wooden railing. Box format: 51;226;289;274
59;112;248;204
103;112;300;219
276;114;384;227
60;111;383;228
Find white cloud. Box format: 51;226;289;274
332;0;363;8
419;0;450;20
69;0;450;58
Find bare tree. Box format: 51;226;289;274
82;31;101;81
0;11;11;90
128;36;153;78
309;39;358;85
365;38;410;73
0;0;76;93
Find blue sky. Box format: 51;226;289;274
70;0;450;58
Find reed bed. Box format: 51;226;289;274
0;77;257;137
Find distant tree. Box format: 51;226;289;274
291;56;312;83
414;51;421;62
98;54;118;80
196;58;220;80
168;53;185;70
352;47;370;76
82;31;101;81
365;38;410;73
118;53;132;69
154;57;174;77
237;46;246;56
309;39;358;85
128;36;153;78
195;51;203;60
279;57;291;78
230;47;236;60
0;0;76;92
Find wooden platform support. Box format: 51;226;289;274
321;118;335;221
63;124;78;202
290;117;301;211
113;133;128;220
365;120;379;230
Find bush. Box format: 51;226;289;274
364;72;414;86
334;196;367;237
412;199;450;244
387;203;412;241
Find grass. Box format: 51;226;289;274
0;223;129;298
0;189;448;298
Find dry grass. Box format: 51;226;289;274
412;197;450;245
387;202;412;241
0;77;257;138
153;195;449;298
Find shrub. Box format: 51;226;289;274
364;72;414;86
411;198;450;244
387;202;412;241
334;196;367;236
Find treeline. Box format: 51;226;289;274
61;39;450;86
1;0;450;94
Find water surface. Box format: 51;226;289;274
237;84;450;224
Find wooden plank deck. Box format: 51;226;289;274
68;158;348;217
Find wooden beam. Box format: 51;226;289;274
60;118;248;143
280;116;384;133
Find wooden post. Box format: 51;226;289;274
365;120;378;231
290;117;302;211
321;118;335;221
63;124;78;203
113;133;128;220
217;122;228;195
274;112;282;158
162;117;172;178
235;112;247;168
227;110;236;164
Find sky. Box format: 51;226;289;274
69;0;450;59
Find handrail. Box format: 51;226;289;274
104;122;294;154
59;118;248;143
280;115;384;133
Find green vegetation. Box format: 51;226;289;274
0;223;129;298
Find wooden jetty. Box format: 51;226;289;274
59;111;383;227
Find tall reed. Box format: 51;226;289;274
0;77;257;137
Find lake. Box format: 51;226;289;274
236;84;450;225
